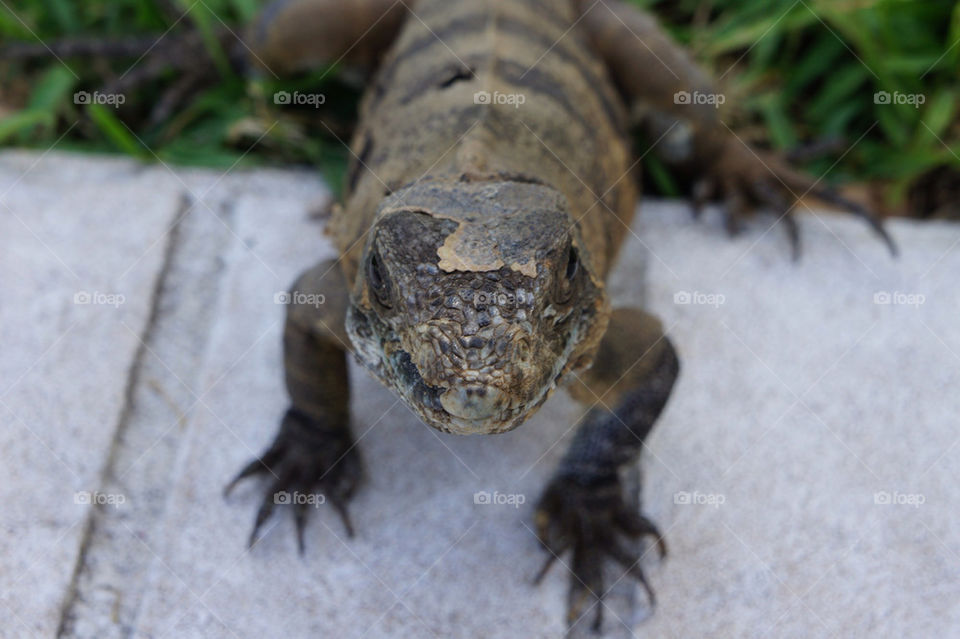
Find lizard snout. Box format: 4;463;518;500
439;384;506;421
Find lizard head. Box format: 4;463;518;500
345;180;609;435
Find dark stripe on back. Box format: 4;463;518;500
391;58;610;142
390;53;594;133
394;53;486;105
372;10;624;135
368;5;581;111
369;12;489;108
495;16;626;134
497;58;594;131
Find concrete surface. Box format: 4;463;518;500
1;150;958;638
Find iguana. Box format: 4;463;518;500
225;0;895;631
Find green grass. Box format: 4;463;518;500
1;0;958;206
0;0;352;173
637;0;960;203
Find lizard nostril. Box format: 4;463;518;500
515;338;531;360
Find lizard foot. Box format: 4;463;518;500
224;408;363;553
692;137;897;260
533;474;666;633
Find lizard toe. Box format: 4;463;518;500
749;178;802;261
226;408;363;552
533;474;665;634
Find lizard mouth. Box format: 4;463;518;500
392;349;446;414
388;347;527;435
346;304;563;435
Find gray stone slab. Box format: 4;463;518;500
53;163;333;639
636;202;960;638
0;151;185;637
4;149;959;639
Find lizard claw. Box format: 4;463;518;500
533;474;666;634
225;408;363;552
695;138;897;260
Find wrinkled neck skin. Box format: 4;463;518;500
345;179;610;435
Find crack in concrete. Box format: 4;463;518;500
55;193;191;638
56;192;237;639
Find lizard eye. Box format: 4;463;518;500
368;251;393;308
554;245;579;305
565;245;579;280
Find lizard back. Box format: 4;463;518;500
332;0;635;285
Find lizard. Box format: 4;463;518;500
224;0;896;631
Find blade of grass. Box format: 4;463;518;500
0;110;54;144
915;89;957;145
758;95;797;150
87;103;149;158
806;64;868;122
16;65;77;143
229;0;259;23
820;101;860;139
707;7;815;56
177;0;233;78
26;65;77;111
644;153;681;198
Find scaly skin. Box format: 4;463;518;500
345;180;609;435
229;0;895;632
331;0;634;437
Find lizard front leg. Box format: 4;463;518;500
249;0;411;75
579;0;896;257
225;260;362;552
536;309;679;633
